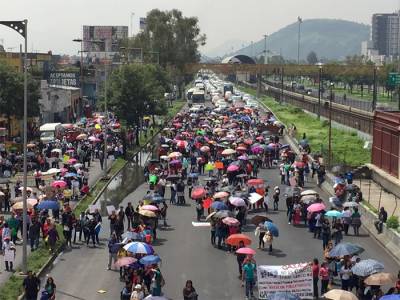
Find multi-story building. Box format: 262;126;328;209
372;12;400;58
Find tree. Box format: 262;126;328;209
307;51;318;65
107;63;169;129
0;64;40;137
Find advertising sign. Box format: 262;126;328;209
48;72;80;87
257;263;313;299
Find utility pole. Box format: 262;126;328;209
297;16;302;65
372;66;377;111
103;62;108;178
280;66;284;103
317;64;323;119
263;34;268;64
328;83;334;169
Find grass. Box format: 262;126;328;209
165;99;185;120
362;200;379;214
242;86;371;167
0;157;127;300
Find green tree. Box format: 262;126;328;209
307;51;318;64
107;64;170;141
0;64;40;136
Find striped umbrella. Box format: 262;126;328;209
123;242;154;255
352;259;384;277
329;242;364;257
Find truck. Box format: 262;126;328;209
39;123;63;143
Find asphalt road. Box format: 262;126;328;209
44;164;399;300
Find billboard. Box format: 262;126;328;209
47;72;80;87
139;18;147;31
82;26;128;53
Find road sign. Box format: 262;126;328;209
388;72;400;86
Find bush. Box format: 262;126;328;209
387;216;399;229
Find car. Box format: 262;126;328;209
245;101;259;109
231;95;242;103
215;100;227;107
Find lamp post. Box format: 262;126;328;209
263;34;268;64
0;19;28;274
372;65;378;111
317;62;324;119
328;82;334;169
297;16;302;65
72;39;84;98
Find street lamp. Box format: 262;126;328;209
0;19;28;274
263;34;268;64
297;16;302;65
316;62;324;119
328;82;334;169
372;65;378;111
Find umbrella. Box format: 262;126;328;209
168;152;182;159
191;187;206;199
139;210;157;218
227;165;239;172
229;197;246;207
124;242;154;255
238;155;249;161
64;172;78;178
324;289;358;300
37;200;59;210
188;173;199;178
144;296;169;300
364;272;396;286
121;231;139;240
301;190;318;196
352;259;384;276
325;210;343;218
247;178;264;186
150;194;165;204
213;191;229;199
222;148;236;155
51;149;62;154
251;146;263;154
205;212;217;222
88;136;101;142
213;210;235;220
301;194;317;204
343;201;359;207
267;292;300;300
141;205;159;211
18;186;33;192
211;201;228;211
169;159;182;166
27;143;36;148
222;217;240;226
12;202;33;210
140;255;162;265
226;233;252;246
329;242;364;257
236;146;247;151
73;163;83;169
203;177;217;182
236;247;256;256
67;158;78;164
166;175;180;181
51;180;67;188
27;198;38;206
292;161;306;169
251;215;272;226
380;296;400;300
307;203;326;213
114;257;137;267
264;221;279;237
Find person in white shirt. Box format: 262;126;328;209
130;284;144;300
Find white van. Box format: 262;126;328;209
39;123;62;143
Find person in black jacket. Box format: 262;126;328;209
125;202;134;230
375;207;388;234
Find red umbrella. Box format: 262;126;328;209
191;187;206;199
293;161;306;168
51;180;67;188
173;123;182;128
67;158;78;164
247;178;264;186
226;233;252;246
202;198;213;209
236;247;256;255
176;140;188;148
244;139;253;145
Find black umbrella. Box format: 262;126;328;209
166;175;180;181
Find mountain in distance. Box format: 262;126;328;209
203;39;248;58
233;19;370;61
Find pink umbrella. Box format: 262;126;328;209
176;140;188;148
141;205;159;211
67;158;78;164
222;217;240;226
200;146;210;152
227;165;239;172
256;136;264;141
251;146;263;154
191;187;206;199
229;196;246;207
114;257;137;267
236;247;256;255
51;180;67;188
88;136;101;143
307;203;326;213
60;168;68;174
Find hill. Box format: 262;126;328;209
203;39;247;58
233;19;370;61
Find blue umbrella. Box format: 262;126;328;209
150;194;165;203
325;210;343;218
211;201;228;211
64;172;78;178
37;200;59;210
122;231;139;241
268;292;300;300
264;221;279;237
328;242;364;257
140;255;162;265
240;116;251;123
380;295;400;300
188;173;199;178
351;259;384;276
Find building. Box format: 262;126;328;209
82;25;128;60
372;12;400;57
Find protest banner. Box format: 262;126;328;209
257;263;313;299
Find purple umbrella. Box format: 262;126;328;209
238;155;249;161
251;146;263;154
169;159;182;166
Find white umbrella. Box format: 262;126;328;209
51;149;62;154
45;168;61;175
300;190;318;196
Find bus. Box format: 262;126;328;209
223;82;234;96
192;90;206;104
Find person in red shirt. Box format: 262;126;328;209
319;262;330;294
312;258;320;299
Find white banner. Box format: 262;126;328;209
257;263;313;299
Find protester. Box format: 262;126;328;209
183;280;198;300
23;271;41;300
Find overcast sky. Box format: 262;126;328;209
0;0;399;55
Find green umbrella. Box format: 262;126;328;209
205;163;215;171
197;130;205;135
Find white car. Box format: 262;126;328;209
215;99;227;107
245;101;259;109
189;104;205;113
231;95;242;103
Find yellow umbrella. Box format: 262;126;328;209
12;202;33;210
364;273;396;286
139;209;157;218
95;124;101;130
324;290;358;300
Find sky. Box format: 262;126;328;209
0;0;399;56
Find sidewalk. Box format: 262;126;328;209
359;179;400;217
0;156;112;287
